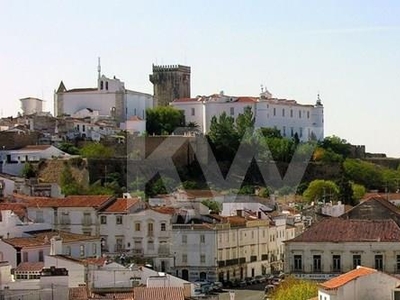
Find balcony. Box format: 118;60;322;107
218;261;225;267
239;257;246;264
250;255;257;262
225;259;239;266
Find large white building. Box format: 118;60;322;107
171;89;324;141
54;74;153;122
20;97;44;115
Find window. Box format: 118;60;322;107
116;238;123;251
182;235;187;244
23;252;28;262
100;216;107;224
100;81;104;90
251;231;254;239
290;109;293;118
332;255;341;272
273;108;276;116
282;126;286;137
60;211;70;225
396;255;400;272
230;107;234;116
82;125;86;132
147;240;154;250
313;255;321;272
66;246;71;256
282;109;285;117
36;211;44;223
182;254;187;263
135;222;141;231
83;212;91;226
161;223;166;231
299;110;301;118
200;254;206;263
116;216;123;225
375;254;383;271
191;107;195;116
92;243;97;255
299;127;303;138
307;111;310;119
290;127;294;137
353;254;361;269
148;223;154;236
226;249;230;260
200;234;205;243
105;81;109;90
294;255;302;271
80;245;85;257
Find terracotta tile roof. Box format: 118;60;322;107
101;198;140;213
133;287;184;300
81;257;107;266
236;96;258;103
15;262;44;272
0;203;27;219
18;145;52;151
4;230;99;248
18;194;113;208
288;218;400;243
151;207;177;215
320;266;377;290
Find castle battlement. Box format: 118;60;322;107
152;64;191;72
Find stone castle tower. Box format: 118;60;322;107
149;64;191;106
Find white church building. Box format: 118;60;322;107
54;63;153;123
171;89;324;141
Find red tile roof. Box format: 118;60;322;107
151;207;177;215
18;194;113;208
288;218;400;243
101;198;141;213
133;287;184;300
15;262;44;272
0;203;27;219
4;231;99;248
320;266;377;290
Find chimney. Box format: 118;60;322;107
50;236;63;255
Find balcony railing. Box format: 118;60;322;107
226;258;239;266
239;257;246;264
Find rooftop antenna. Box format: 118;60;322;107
97;57;101;80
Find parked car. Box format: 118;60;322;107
264;284;275;294
255;275;266;283
211;281;223;292
245;277;257;285
239;279;247;287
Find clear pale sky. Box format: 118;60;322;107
1;1;400;157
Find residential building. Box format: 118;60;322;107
0;230;101;268
171;216;274;282
318;266;400;300
54;73;153;122
171;89;324;141
284;218;400;279
0;145;70;176
98;197;145;254
20;194;115;236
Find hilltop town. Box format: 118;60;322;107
1;63;400;300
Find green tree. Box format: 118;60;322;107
259;127;282;139
238;185;255;195
146;106;185;135
343;158;384;190
270;277;318;300
201;199;221;213
320;135;351;158
80;143;115;158
236;106;255;137
21;162;36;179
57;142;80;155
337;175;355;205
303;179;339;203
352;183;366;203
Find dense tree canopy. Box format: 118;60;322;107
303;179;339;203
146;106;185;135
